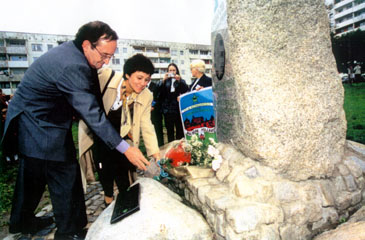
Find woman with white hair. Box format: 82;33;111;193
189;59;212;91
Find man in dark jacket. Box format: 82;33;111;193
3;21;149;240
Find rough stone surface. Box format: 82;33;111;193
213;0;346;181
313;221;365;240
86;178;212;240
171;141;365;240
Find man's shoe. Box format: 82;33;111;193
54;229;87;240
9;216;54;234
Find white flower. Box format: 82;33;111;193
207;145;219;157
215;155;222;162
209;138;217;146
191;135;198;141
212;159;222;171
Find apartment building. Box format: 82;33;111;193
0;31;212;95
330;0;365;36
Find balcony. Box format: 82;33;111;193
145;52;159;58
159;53;170;58
353;13;365;23
151;73;163;79
154;62;169;69
334;0;353;10
0;60;7;68
8;61;29;68
334;7;353;20
335;17;354;29
0;75;23;82
200;54;212;60
7;46;27;54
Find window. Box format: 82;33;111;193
0;82;10;88
10;55;27;61
0;55;6;61
180;50;184;56
7;39;25;46
133;46;144;52
200;50;210;55
31;44;43;52
171;50;177;56
160;69;167;74
146;48;156;53
12;68;26;75
189;49;198;55
181;60;184;65
12;82;20;88
123;47;128;53
158;48;169;53
0;40;4;46
112;58;120;65
150;58;158;63
47;44;53;51
172;59;177;64
159;58;170;63
115;47;119;54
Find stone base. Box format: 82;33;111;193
174;140;365;239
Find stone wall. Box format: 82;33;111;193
173;141;365;239
212;0;347;181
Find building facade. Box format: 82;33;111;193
0;31;212;95
329;0;365;36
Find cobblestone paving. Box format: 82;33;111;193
4;182;106;240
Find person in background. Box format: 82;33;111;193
189;59;212;91
79;54;160;207
148;79;164;147
159;63;188;142
354;62;362;83
3;21;149;240
347;65;354;85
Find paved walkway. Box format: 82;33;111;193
4;182;106;240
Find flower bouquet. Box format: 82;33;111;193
157;135;223;180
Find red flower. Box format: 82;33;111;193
165;142;191;167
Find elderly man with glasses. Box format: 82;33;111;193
3;21;150;240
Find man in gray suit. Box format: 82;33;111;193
3;21;149;240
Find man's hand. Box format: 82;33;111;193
124;146;150;171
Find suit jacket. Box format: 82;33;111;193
2;41;122;161
189;74;212;91
159;77;188;114
78;68;159;161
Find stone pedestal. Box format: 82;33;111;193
212;0;347;181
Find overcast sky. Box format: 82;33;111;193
0;0;214;45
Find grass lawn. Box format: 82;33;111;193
343;82;365;144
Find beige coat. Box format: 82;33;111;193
78;68;159;187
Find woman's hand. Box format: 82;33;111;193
175;74;181;81
163;73;169;82
152;152;160;161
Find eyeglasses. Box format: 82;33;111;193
92;45;114;60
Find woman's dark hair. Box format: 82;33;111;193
74;21;118;49
123;54;155;79
167;63;180;75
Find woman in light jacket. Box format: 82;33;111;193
79;54;160;206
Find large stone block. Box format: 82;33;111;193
86;178;212;240
212;0;346;181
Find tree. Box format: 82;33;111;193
331;30;365;73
